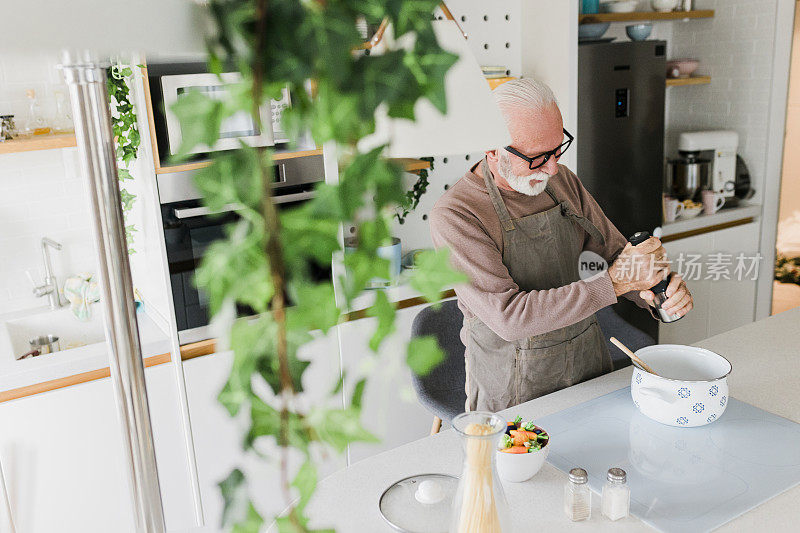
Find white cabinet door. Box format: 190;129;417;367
0;363;195;533
659;222;760;344
182;329;344;531
339;303;436;465
660;232;714;344
707;222;760;335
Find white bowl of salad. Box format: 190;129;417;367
496;415;550;483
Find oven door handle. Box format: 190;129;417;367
273;190;316;204
173;203;242;219
173;191;316;218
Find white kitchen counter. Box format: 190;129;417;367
0;307;171;392
660;203;761;237
305;307;800;531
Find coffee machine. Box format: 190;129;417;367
677;130;739;198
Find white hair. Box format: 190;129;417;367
492;78;560;156
492;78;559;117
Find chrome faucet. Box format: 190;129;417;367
30;237;65;310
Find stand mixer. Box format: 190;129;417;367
675;130;738;199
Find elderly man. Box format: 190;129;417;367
430;79;693;412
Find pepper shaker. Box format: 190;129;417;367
628;231;682;323
564;467;591;521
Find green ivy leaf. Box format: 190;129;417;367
406;336;444;376
409;248;468;302
232;502;264;533
286;282;340;333
170;89;227;159
219;469;253;528
351;378;366;409
367;290;395;351
194;219;274;315
307;407;378;453
292;460;317;512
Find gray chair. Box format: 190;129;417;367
595;305;656;370
410;299;467;434
410;301;655;435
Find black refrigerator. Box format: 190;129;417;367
577;40;666;341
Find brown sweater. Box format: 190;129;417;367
429;162;650;342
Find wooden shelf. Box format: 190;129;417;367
0;133;76;155
154;148;325;175
666;75;711;87
487;76;517;89
579;9;713;24
393;158;432;173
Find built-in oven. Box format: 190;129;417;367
158;155;326;343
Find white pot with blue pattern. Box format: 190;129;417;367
630;344;732;428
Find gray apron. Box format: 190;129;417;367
464;159;613;412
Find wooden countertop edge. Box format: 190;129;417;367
0;352;171;404
0;290;453;404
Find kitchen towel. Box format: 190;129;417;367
63;273;101;321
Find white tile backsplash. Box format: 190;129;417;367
0;55;96;314
666;0;778;206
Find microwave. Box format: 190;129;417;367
147;62;291;162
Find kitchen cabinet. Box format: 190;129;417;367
0;363;197;532
659;222;760;344
339;302;437;464
182;328;344;530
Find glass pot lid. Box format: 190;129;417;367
378;473;459;533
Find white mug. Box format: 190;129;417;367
663;196;684;223
702;190;725;215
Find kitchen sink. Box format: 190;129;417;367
0;306;106;362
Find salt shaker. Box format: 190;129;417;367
564;467;591;521
601;468;630;521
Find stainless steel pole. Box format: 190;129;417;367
60;50;166;532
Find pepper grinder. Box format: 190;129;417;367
628;231;682;323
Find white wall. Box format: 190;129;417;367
0;147;97;314
0;54;169;324
390;0;524;252
666;0;779;206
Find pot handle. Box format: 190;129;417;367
637;387;678;405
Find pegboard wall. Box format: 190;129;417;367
378;0;524;253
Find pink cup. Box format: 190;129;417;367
702;190;725;215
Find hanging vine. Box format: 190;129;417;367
172;1;468;531
396;156;434;224
107;63;140;254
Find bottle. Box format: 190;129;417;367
21;89;51;136
627;231;682;323
601;468;630;521
564;467;591;521
450;412;512;532
51;89;74;134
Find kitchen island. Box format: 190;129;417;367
306;307;800;531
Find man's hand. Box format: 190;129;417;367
608;237;669;297
640;273;694;318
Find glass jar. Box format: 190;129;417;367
450;412;511;533
564;467;591;521
51;89;74;134
21;89;50;137
601;467;630;521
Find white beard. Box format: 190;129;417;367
497;150;550;196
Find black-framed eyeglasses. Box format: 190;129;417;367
504;129;574;170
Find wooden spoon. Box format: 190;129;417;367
609;337;659;376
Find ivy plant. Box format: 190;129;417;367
171;1;468;531
396;156;434;225
107;63;140;254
